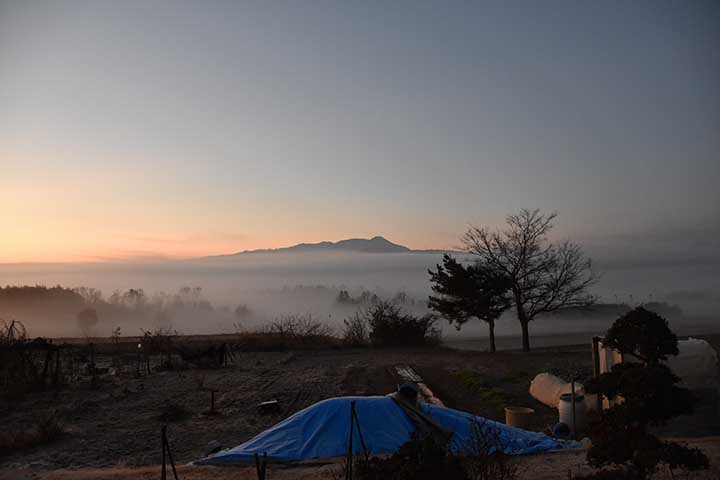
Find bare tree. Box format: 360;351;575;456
462;209;597;351
76;307;99;337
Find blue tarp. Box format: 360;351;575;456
197;396;571;464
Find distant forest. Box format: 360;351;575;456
547;301;683;320
0;285;428;338
0;284;685;339
0;285;224;338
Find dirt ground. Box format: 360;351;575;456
2;336;719;478
3;437;719;480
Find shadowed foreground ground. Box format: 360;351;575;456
3;437;719;480
2;335;718;478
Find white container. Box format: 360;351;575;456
558;392;587;434
530;373;573;408
529;372;600;412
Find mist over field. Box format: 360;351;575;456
1;249;718;339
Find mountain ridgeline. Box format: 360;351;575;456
216;236;417;256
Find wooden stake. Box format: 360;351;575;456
345;401;355;480
161;425;179;480
53;348;61;388
42;348;52;390
352;402;369;462
161;426;166;480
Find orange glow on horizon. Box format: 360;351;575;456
0;149;461;263
0;232;459;264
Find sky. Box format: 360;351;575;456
1;1;718;263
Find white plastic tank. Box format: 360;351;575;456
529;372;599;412
529;373;579;408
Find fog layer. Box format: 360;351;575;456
0;251;717;338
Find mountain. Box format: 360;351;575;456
222;236;412;256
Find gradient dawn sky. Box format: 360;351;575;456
1;1;718;263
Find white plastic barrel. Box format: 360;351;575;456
558;392;587;434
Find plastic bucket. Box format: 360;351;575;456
504;406;535;429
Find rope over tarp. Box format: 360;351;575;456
388;394;452;445
196;396;574;464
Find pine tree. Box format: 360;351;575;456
584;307;709;479
428;254;511;352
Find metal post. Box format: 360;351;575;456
161;426;167;480
591;337;601;377
137;347;142;376
166;432;179;480
352;402;369;462
161;425;179;480
591;336;603;412
570;380;577;439
254;452;267;480
345;401;355;480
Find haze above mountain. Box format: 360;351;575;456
208;236;452;257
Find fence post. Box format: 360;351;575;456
52;348;61;389
345;401;355;480
161;425;179;480
166;430;179;480
137;345;142;377
351;401;369;462
161;425;166;480
42;348;52;390
254;452;267;480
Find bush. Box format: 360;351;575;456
346;425;521;480
350;433;468;480
462;418;520;480
156;400;191;422
0;320;54;398
141;327;178;369
365;302;440;347
0;410;64;456
230;331;338;351
264;314;334;342
602;307;678;363
342;313;370;347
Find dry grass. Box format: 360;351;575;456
156;400;191;423
0;410;64;456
